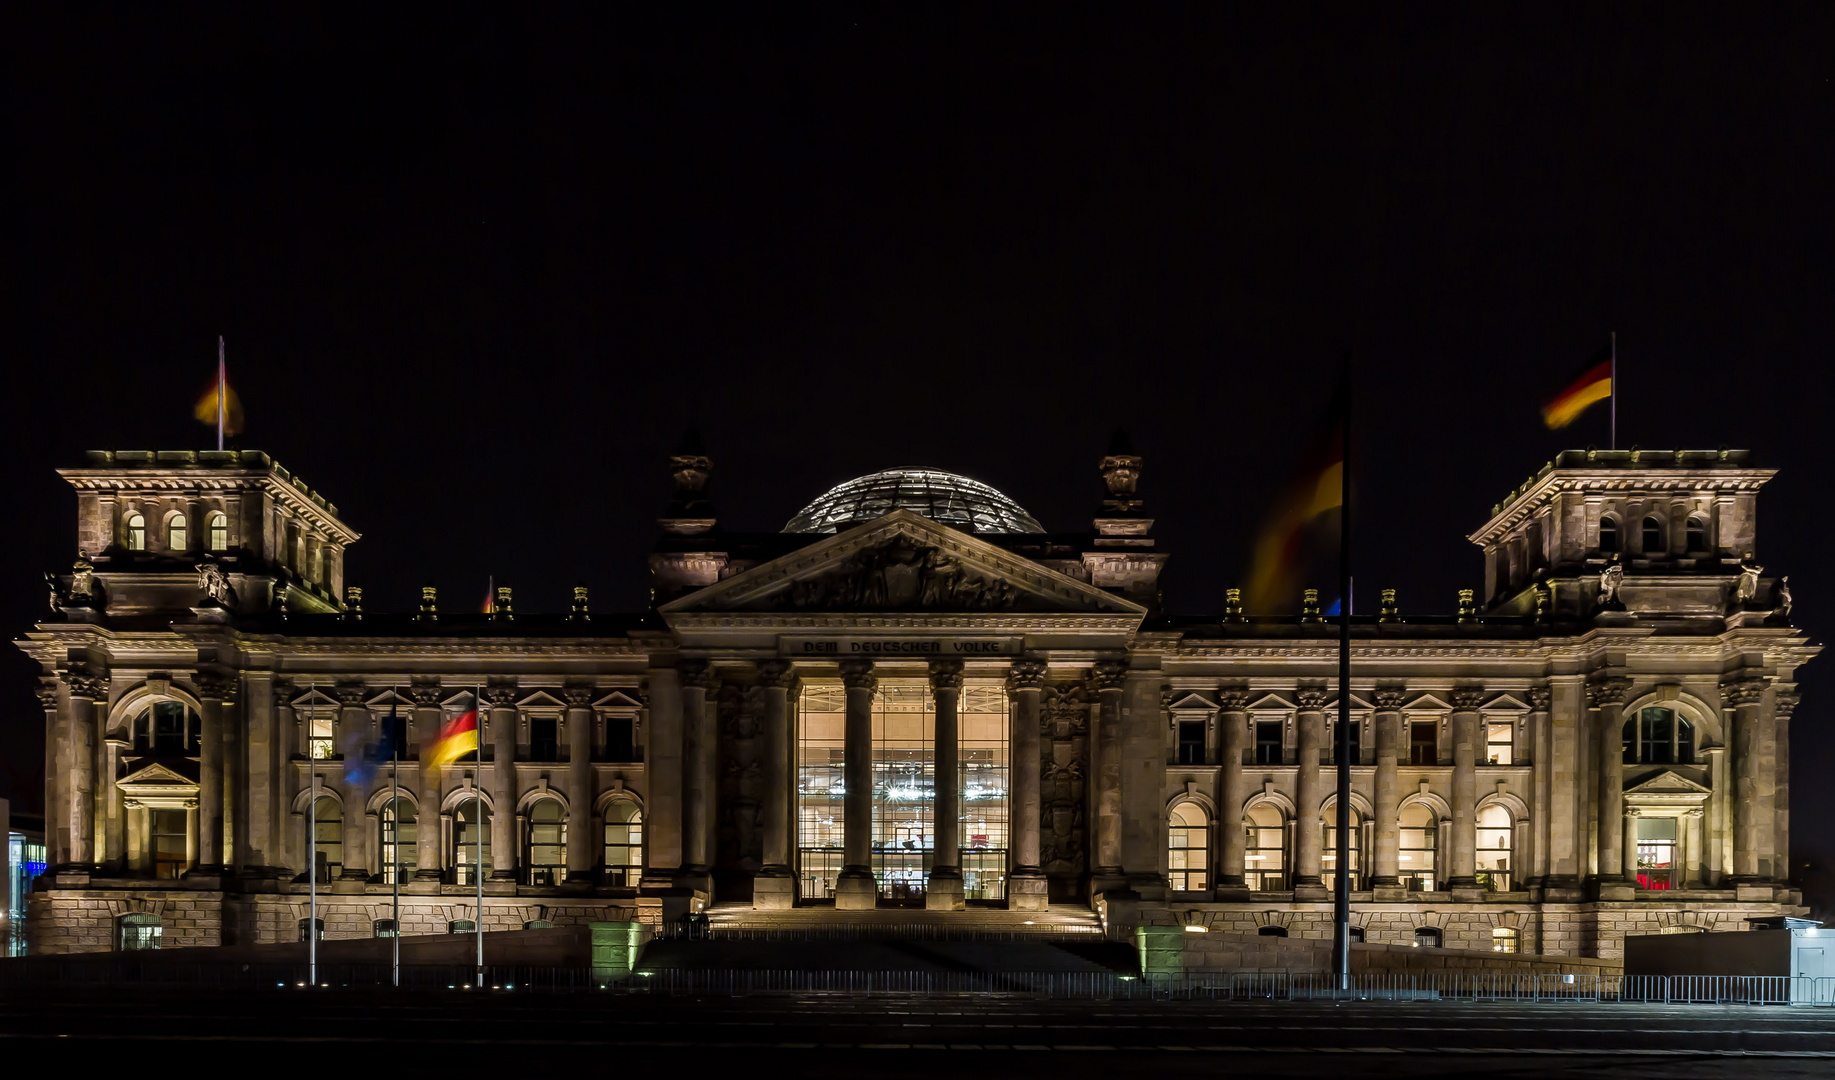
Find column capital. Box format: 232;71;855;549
1091;660;1128;692
839;658;877;692
1372;686;1407;711
1294;686;1329;711
408;680;444;708
484;686;521;708
1005;658;1047;692
562;685;595;708
1449;686;1486;712
66;671;109;700
1774;689;1800;720
1586;675;1634;707
1528;684;1553;711
1719;676;1767;707
755;659;795;688
38;680;61;709
331;680;367;707
680;661;719;691
927;657;965;691
1217;686;1252;711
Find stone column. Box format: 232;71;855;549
103;734;127;872
1006;659;1048;910
195;675;228;872
485;687;520;882
679;662;718;893
1589;676;1633;885
1091;661;1128;890
1723;676;1769;882
410;683;445;882
642;667;684;886
1685;807;1707;887
1526;685;1553;886
923;659;966;910
38;683;62;867
835;658;878;910
64;671;106;870
125;800;145;872
1624;807;1641;883
1205;691;1245;894
1369;687;1405;889
334;683;371;882
1291;688;1327;890
753;660;797;909
564;685;597;884
1773;688;1796;885
1446;687;1484;890
185;801;199;869
273;683;298;875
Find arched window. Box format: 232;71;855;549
125;512;147;551
1476;805;1513;891
1642;516;1664;555
373;918;398;938
523;919;555;930
1168;803;1210;892
167;514;187;552
1323;808;1361;892
525;801;567;886
448;920;475;934
1413;927;1443;948
311;797;342;882
1622;707;1694;765
381;797;417;884
1399;803;1437;891
1347;926;1366;943
602;803;644;886
297;917;324;942
133;701;200;755
1257;925;1288;938
1243;803;1287;891
454;802;491;885
207;512;229;552
117;914;162;951
1685;515;1708;554
1491;927;1519;953
1598;517;1618;555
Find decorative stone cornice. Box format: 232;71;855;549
1585;676;1634;708
408;680;443;708
755;659;794;689
1091;660;1129;693
332;681;368;707
195;673;239;702
1217;687;1252;712
1528;685;1553;711
680;662;719;692
1719;677;1768;708
562;686;596;709
839;658;877;692
1372;687;1407;711
927;658;965;692
1005;658;1047;692
1450;686;1487;711
1294;687;1329;711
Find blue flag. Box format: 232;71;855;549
344;700;398;787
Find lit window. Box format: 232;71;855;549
448;920;475;934
1323;811;1361;892
1348;926;1365;943
1686;516;1707;554
1168;803;1209;892
1492;927;1519;953
118;913;162;951
1243;803;1287;891
373;919;397;938
298;918;324;942
1476;805;1513;891
602;803;644;886
1623;708;1694;765
150;809;188;879
167;515;187;552
125;512;146;551
525;801;567;886
454;803;491;886
523;920;554;930
1398;803;1437;891
1637;817;1678;890
1598;517;1618;554
381;797;417;885
1414;927;1443;948
1486;720;1514;765
207;512;228;552
311;797;342;882
1642;516;1664;554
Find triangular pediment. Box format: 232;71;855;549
1168;692;1217;711
119;760;198;787
1482;692;1530;711
1248;692;1294;711
1403;692;1452;712
594;689;644;710
516;690;568;710
1626;770;1713;796
661;510;1148;617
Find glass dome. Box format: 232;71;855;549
784;468;1045;534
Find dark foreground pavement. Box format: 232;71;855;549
5;986;1835;1078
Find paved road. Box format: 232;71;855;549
5;987;1835;1077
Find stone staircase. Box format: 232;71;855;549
701;902;1104;938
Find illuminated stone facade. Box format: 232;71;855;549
19;443;1816;958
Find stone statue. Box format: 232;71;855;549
68;553;97;603
1776;575;1793;619
1736;554;1764;607
197;556;236;607
778;540;1024;612
1597;559;1624;610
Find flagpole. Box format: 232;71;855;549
308;683;318;988
391;686;400;989
1333;352;1353;988
216;336;226;452
1609;331;1617;451
475;683;484;987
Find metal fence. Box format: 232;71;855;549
663;923;1104;942
2;961;1834;1004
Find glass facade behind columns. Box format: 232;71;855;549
796;680;1009;903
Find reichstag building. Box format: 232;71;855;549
21;439;1815;957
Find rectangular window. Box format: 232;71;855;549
606;716;636;762
1409;721;1439;766
1176;720;1206;765
151;809;188;879
1486;721;1514;765
1636;816;1678;890
1327;720;1361;765
530;717;559;761
1253;721;1284;765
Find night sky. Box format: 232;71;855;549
5;9;1832;890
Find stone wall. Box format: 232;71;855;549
1180;932;1624;976
27;890;223;954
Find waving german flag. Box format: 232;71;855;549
428;708;479;771
1542;346;1613;429
1245;378;1346;614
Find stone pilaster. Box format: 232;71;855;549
272;681;298;876
63;670;105;871
1216;688;1251;891
409;682;444;884
641;666;684;887
678;662;718;894
102;733;127;872
1588;675;1633;890
1368;686;1405;890
333;682;371;885
1006;658;1048;910
752;660;797;909
1445;686;1485;891
1292;687;1327;891
1723;676;1770;882
835;658;878;910
926;659;965;911
38;682;62;867
484;685;520;882
1525;684;1552;888
193;673;233;874
1774;688;1797;885
564;685;597;885
1091;660;1128;893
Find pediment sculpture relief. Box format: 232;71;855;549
748;539;1039;612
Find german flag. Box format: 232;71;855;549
1245;380;1345;614
428;708;479;771
1542;347;1613;429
